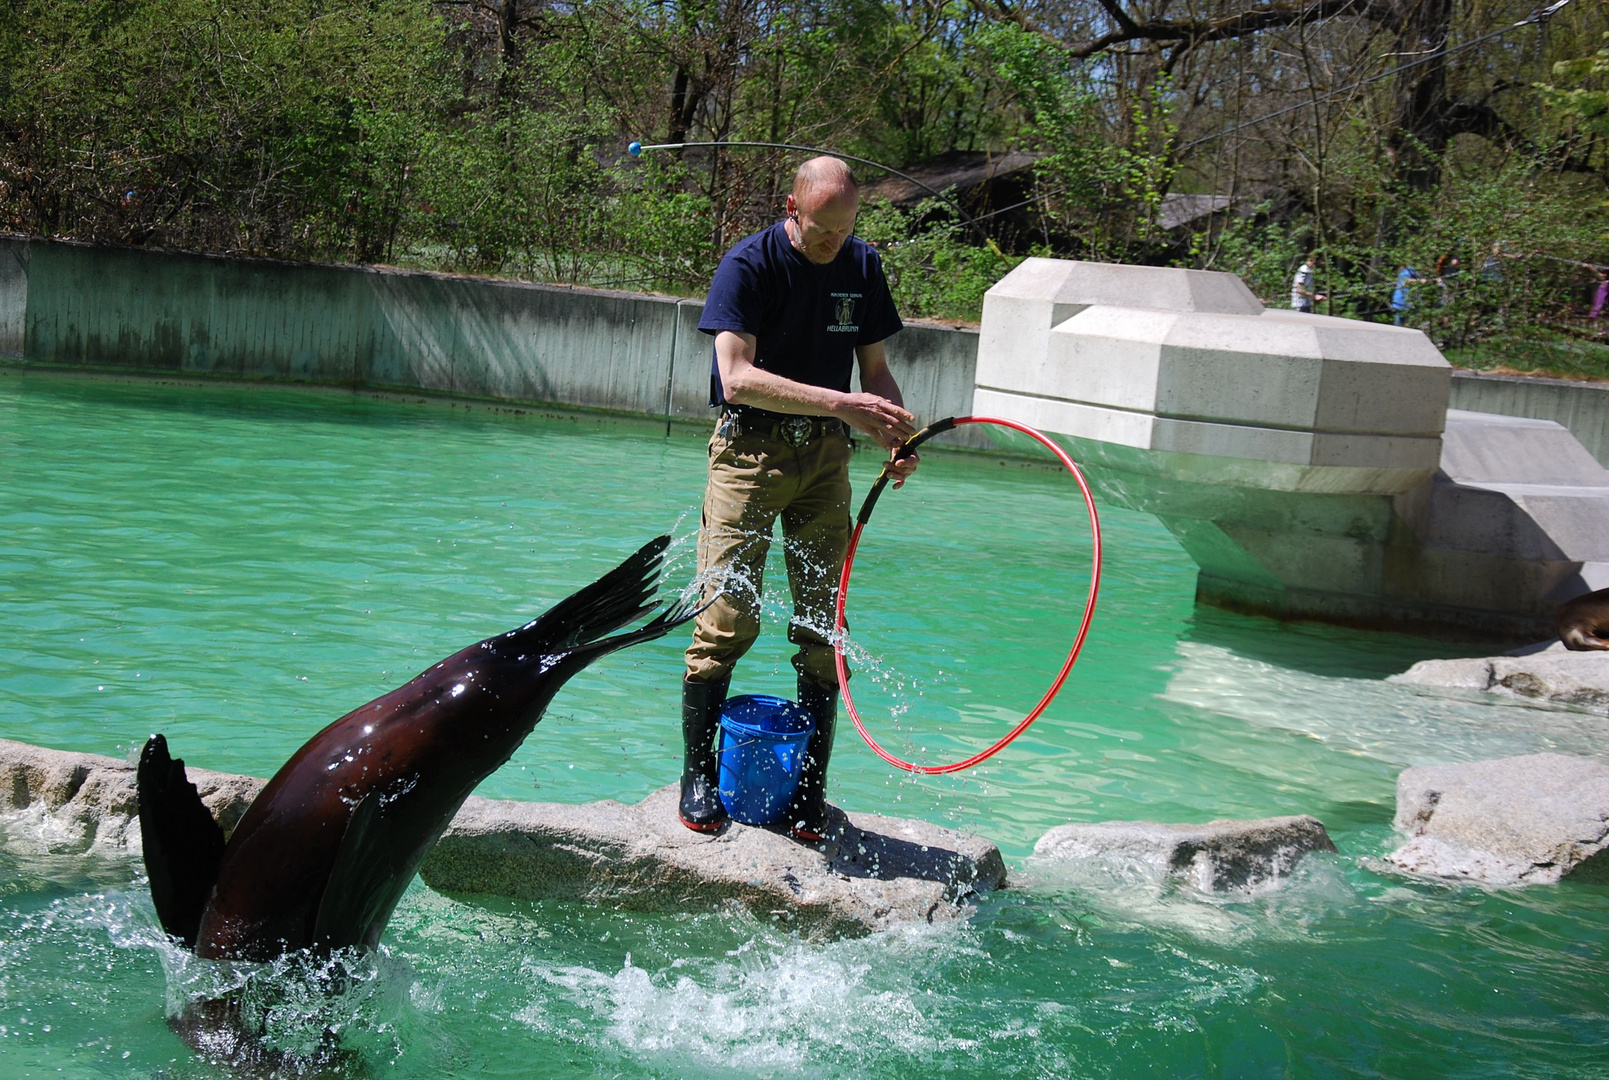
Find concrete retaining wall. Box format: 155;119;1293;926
1;236;988;448
0;236;26;358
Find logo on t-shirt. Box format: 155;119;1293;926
828;292;861;333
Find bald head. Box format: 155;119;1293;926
786;157;859;264
792;156;858;208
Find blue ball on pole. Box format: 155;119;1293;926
627;141;642;157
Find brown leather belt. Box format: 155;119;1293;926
720;407;845;447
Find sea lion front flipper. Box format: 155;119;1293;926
312;789;413;954
137;734;226;948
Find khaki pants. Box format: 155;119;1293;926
685;420;852;687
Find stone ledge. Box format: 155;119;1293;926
421;785;1006;939
1029;815;1336;893
1383;754;1609;885
0;737;262;854
0;739;1004;936
1389;643;1609;710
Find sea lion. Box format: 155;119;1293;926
1557;587;1609;651
137;535;696;962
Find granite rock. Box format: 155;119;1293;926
1030;815;1336;893
1384;753;1609;884
419;783;1007;938
0;739;1003;934
1390;642;1609;710
0;737;261;854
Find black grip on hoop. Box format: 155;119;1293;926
854;417;958;525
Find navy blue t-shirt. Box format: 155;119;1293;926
699;221;902;406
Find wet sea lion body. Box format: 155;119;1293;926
1556;587;1609;651
138;535;694;962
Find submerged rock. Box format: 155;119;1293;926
0;739;1002;934
1384;753;1609;885
419;784;1006;938
1030;815;1336;893
1390;642;1609;710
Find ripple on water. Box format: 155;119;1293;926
4;376;1609;1079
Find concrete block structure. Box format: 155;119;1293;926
975;258;1609;638
978;300;1448;495
1416;411;1609;609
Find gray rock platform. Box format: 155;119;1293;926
1390;641;1609;711
0;739;1003;935
1031;815;1336;893
1384;753;1609;884
0;737;262;854
421;784;1006;938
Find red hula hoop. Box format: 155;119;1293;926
833;416;1102;775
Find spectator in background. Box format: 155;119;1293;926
1481;242;1513;283
1290;251;1325;313
1589;266;1608;321
1391;265;1420;326
1434;253;1462;306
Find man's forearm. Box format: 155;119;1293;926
722;363;849;416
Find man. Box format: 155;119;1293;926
1290;251;1325;313
679;156;920;841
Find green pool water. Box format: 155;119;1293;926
1;370;1606;1078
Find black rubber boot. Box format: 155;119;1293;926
787;675;838;842
678;674;731;832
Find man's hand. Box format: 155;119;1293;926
886;447;919;488
834;392;916;449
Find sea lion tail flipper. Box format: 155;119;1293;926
549;582;707;677
136;734;226;948
520;535;675;651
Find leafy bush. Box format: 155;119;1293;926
856;198;1022;322
0;0;446;260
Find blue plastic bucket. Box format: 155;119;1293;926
717;695;815;826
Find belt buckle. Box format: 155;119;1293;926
780;416;814;447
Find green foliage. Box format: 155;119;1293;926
1543;33;1609;137
0;0;446;259
981;24;1177;262
856;198;1022;322
1192;209;1308;307
1187;155;1609;355
4;0;1606;369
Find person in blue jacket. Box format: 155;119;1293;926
1391;265;1421;325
